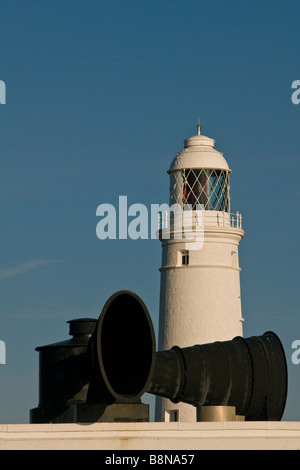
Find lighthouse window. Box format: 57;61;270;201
181;169;230;212
181;250;189;265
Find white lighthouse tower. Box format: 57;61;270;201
156;122;245;422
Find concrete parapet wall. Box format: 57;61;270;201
0;421;300;450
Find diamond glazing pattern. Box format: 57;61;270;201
170;168;230;212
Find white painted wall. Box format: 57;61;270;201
156;222;244;422
1;422;300;450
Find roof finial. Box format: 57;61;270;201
197;117;201;135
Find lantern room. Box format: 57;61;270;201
168;123;231;212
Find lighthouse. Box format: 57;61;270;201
156;122;245;422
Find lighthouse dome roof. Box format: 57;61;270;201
168;130;230;174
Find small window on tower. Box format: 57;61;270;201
181;250;189;265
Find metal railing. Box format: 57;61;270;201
229;211;242;229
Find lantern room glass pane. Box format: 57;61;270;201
182;169;230;212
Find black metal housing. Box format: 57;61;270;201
147;331;288;421
30;291;156;423
30;290;288;423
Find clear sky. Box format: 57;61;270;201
0;0;299;423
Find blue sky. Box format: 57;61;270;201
0;0;299;423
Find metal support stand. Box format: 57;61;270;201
196;406;245;422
